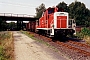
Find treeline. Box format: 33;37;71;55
0;18;17;31
0;19;7;31
35;1;90;27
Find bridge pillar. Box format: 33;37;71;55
17;20;20;30
17;20;23;30
17;20;19;30
21;21;23;30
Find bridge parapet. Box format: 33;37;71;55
0;13;35;18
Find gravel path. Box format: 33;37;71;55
13;31;68;60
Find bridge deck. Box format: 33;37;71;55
0;13;38;21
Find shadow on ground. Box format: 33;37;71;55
51;36;85;42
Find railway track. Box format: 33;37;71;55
56;41;90;56
66;41;90;52
28;31;90;60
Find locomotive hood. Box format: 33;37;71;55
54;12;68;29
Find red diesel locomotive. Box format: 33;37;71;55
26;7;76;37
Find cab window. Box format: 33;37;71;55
48;8;54;14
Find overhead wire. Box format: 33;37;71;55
0;0;58;8
0;0;59;15
0;1;37;8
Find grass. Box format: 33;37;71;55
0;31;14;60
21;31;59;52
76;31;90;45
21;31;50;45
68;27;90;45
83;36;90;45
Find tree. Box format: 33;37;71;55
56;1;68;12
35;3;46;18
68;1;90;26
0;18;2;31
0;18;7;31
8;22;17;30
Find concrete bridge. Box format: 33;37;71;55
0;13;38;21
0;13;38;30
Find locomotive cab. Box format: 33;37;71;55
68;19;76;34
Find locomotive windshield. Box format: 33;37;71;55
48;8;54;14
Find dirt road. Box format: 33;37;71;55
13;31;69;60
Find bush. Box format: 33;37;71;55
77;27;90;45
81;27;90;36
76;32;84;39
76;27;90;39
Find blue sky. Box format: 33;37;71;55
0;0;90;15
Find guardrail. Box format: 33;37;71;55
0;13;35;17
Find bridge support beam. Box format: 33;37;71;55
17;20;19;30
17;20;23;30
21;21;23;30
17;20;20;30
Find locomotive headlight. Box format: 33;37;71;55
72;24;76;28
73;25;76;27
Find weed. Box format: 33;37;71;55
21;31;59;52
0;31;14;60
76;27;90;45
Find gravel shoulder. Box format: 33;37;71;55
13;31;69;60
